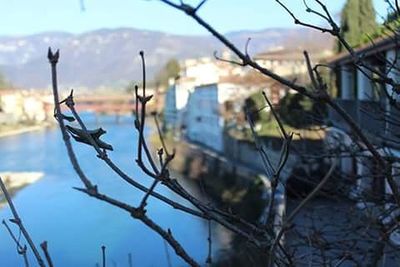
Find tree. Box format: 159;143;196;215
386;12;400;25
276;92;327;128
0;71;10;90
154;58;180;89
337;0;378;52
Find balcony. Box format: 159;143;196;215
328;99;386;138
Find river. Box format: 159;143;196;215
0;114;224;267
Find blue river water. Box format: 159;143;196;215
0;114;223;267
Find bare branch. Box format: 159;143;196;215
101;245;106;267
0;177;46;267
194;0;207;13
206;220;212;265
40;241;54;267
48;48;95;190
2;220;29;267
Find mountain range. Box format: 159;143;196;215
0;27;333;89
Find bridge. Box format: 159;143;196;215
69;94;138;114
58;93;159;122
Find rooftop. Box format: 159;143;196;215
328;33;400;65
254;48;331;61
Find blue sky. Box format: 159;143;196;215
0;0;390;36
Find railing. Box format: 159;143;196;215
329;99;386;137
387;107;400;145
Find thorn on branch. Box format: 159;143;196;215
9;218;21;225
73;185;98;196
137;94;153;104
59;114;75;122
64;90;75;108
66;125;114;151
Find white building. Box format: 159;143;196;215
255;47;331;78
164;55;246;133
181;54;245;85
0;90;24;123
186;83;240;153
163;78;194;131
0;90;52;124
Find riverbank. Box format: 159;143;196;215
0;172;44;207
0;123;48;138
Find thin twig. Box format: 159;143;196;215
0;177;46;267
153;113;172;157
2;220;29;267
48;48;95;190
206;220;212;265
128;253;133;267
40;241;54;267
286;159;336;223
163;239;173;267
102;245;106;267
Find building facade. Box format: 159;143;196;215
0;90;52;125
327;35;400;245
186;83;239;153
163;55;246;135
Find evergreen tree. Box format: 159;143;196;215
359;0;377;35
386;11;399;24
0;72;9;90
337;0;378;53
154;58;180;88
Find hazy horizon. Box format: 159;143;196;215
0;25;325;38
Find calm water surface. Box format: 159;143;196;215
0;114;222;267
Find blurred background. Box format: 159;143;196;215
0;0;391;266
